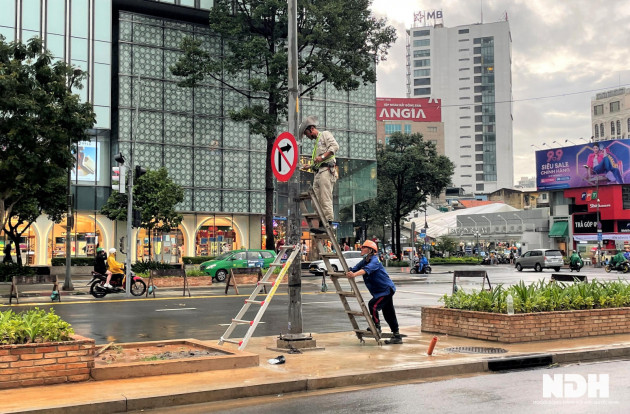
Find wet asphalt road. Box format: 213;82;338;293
137;359;630;414
3;265;623;345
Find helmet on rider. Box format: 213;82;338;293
361;240;378;253
108;248;116;254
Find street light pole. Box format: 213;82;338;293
497;214;508;235
423;206;430;260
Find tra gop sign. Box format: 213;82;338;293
271;132;298;182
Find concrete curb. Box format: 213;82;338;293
6;344;630;413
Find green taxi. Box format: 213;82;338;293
199;249;277;282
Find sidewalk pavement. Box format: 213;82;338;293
3;326;630;414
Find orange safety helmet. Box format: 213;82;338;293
361;240;378;252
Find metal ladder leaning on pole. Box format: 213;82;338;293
218;244;301;351
300;188;382;345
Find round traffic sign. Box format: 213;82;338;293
271;132;298;182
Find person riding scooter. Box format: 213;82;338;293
106;248;124;288
94;248;113;281
569;250;583;272
609;250;629;272
418;254;429;273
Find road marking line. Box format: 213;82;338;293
397;290;444;297
218;322;265;326
155;308;197;312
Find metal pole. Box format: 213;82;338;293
286;0;303;334
63;167;74;291
125;73;141;296
596;178;601;267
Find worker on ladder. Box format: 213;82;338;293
346;240;403;345
299;115;339;234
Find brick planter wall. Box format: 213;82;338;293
0;335;95;389
152;276;213;287
421;306;630;343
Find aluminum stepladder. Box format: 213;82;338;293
299;188;382;345
218;244;301;351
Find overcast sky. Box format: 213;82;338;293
370;0;630;185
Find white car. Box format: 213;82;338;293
308;251;364;275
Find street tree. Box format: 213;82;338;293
101;168;184;260
3;175;66;266
377;132;454;258
0;37;95;238
435;235;458;257
171;0;396;250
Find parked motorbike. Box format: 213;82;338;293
88;269;146;298
569;262;584;272
410;262;432;274
604;262;630;273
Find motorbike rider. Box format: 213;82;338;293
610;250;628;270
569;250;583;269
418;254;429;273
94;248;113;282
105;248;124;288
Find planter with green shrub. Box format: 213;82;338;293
0;308;94;388
422;279;630;343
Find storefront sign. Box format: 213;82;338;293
618;220;630;233
271;132;298;182
376;98;441;122
572;213;614;234
536;139;630;190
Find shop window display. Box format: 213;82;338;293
195;217;240;257
1;226;36;265
47;215;103;262
136;228;184;263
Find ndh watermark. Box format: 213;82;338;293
543;374;609;399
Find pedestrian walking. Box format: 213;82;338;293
346;240;402;345
299;116;339;234
3;241;12;264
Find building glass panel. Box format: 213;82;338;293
21;0;40;40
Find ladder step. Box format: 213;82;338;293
299;192;311;200
245;299;265;305
258;281;274;285
302;213;320;219
320;253;339;258
328;272;347;277
346;310;365;316
337;291;356;297
221;338;242;345
354;329;379;337
232;319;253;325
269;263;285;267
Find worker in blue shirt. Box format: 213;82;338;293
346;240;402;344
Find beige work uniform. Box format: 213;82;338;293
312;130;339;222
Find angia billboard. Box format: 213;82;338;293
536;139;630;190
376;98;441;122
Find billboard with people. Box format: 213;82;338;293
536;139;630;190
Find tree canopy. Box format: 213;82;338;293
171;0;396;250
101;167;184;260
376;132;454;257
0;37;95;248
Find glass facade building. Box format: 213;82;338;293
0;0;377;264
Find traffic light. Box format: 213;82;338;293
112;166;126;193
132;209;142;228
135;165;147;180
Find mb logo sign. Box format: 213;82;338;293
543;374;609;398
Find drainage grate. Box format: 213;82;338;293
444;346;508;354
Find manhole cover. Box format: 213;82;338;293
444;346;508;354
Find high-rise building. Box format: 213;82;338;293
591;87;630;141
406;14;513;195
0;0;377;265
